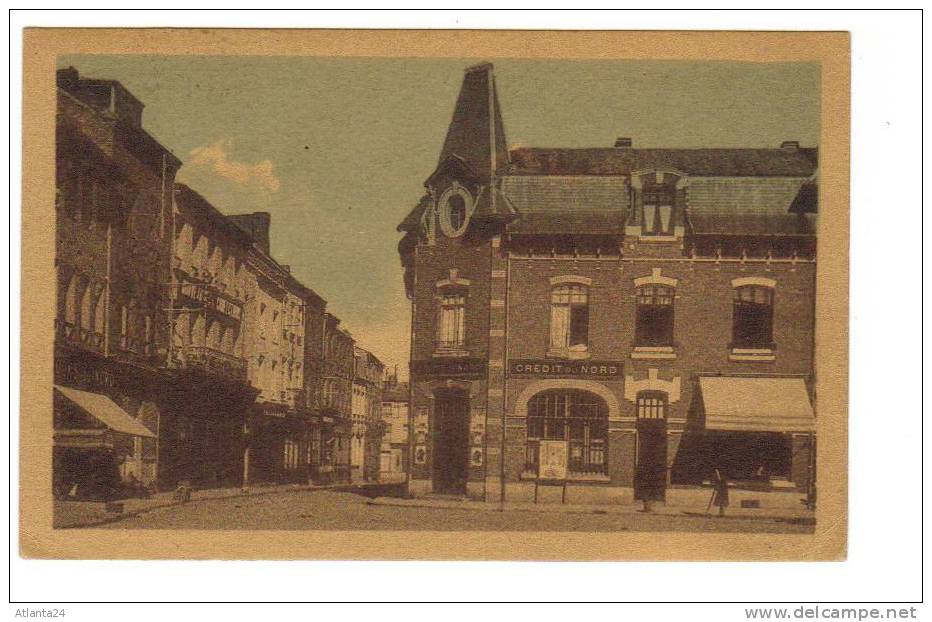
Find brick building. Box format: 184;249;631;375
398;63;817;504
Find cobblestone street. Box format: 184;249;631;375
95;489;814;533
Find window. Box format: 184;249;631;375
733;285;774;348
525;390;608;475
550;285;589;355
448;194;467;231
437;292;466;349
635;285;675;346
637;392;667;419
642;185;675;236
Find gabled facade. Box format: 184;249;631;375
398;63;817;505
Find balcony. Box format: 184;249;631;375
181;345;247;381
55;319;104;352
176;279;243;322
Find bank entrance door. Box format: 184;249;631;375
433;390;470;495
634;392;668;502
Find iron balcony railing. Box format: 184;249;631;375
182;345;248;381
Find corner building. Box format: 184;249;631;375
398;64;817;504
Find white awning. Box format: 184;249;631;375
54;385;156;438
699;376;814;433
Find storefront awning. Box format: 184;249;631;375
54;385;156;438
699;377;814;432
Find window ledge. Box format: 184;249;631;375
631;346;676;360
433;348;470;359
729;348;776;362
637;234;679;243
546;348;591;361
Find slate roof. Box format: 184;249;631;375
507;211;627;235
505;147;818;178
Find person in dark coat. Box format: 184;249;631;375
712;467;730;517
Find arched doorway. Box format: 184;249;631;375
525;389;609;477
432;388;470;494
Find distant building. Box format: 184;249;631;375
398;63;817;504
380;372;409;482
351;347;385;482
318;314;355;484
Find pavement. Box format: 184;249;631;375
59;485;814;532
53;480;402;529
367;495;814;523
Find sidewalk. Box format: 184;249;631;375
54;480;402;529
366;495;815;524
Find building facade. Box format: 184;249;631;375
351;347;385;482
317;314;355;484
398;63;817;504
380;373;409;482
53;67;180;497
164;184;257;489
53;67;386;499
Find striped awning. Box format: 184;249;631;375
54;385;156;438
699;376;814;433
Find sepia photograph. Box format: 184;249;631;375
19;27;850;562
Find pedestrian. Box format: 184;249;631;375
712;467;729;517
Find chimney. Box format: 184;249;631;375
780;140;800;150
614;137;632;148
228;212;272;255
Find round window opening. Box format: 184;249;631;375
438;185;474;238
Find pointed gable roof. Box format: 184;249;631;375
431;62;509;185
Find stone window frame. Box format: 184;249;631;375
729;276;778;362
437;182;475;239
546;275;593;360
434;268;471;357
631;268;679;358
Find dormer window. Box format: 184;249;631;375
642;184;675;236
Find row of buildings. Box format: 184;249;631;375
53;66;396;498
398;63;818;504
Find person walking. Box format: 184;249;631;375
712;467;730;517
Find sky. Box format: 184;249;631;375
57;56;820;379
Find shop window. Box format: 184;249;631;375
549;285;589;356
641;185;675;236
437;292;466;350
732;285;774;348
635;285;675;346
525;390;608;475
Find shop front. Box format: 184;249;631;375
53;347;162;500
503;360;629;504
313;411;351;485
681;375;816;502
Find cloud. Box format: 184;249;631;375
187;140;281;192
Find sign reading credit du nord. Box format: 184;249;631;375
508;359;623;378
